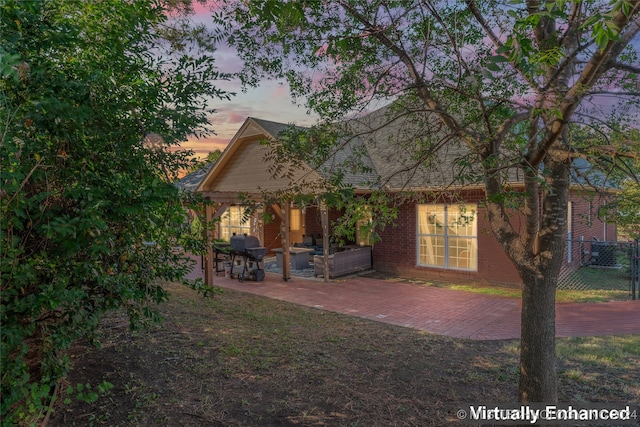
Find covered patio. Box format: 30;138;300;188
190;117;373;287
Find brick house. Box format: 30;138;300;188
185;112;616;286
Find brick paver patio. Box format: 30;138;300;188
190;269;640;341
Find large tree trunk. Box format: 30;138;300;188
519;271;558;402
517;153;570;403
485;146;570;403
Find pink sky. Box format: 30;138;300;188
183;3;639;157
185;83;316;155
182;4;317;157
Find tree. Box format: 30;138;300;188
0;0;228;423
603;129;640;240
214;0;640;403
185;149;223;173
617;180;640;239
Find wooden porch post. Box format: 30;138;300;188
281;202;291;281
204;203;215;287
320;201;330;283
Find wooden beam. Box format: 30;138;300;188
213;203;229;221
281;202;291;281
204;204;215;287
271;203;283;220
198;191;264;204
320;201;330;283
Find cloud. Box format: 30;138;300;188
185;135;230;156
173;4;318;154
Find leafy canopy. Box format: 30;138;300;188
213;0;639;403
1;0;229;423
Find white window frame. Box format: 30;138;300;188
416;204;478;271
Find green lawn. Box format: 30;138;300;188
395;270;632;303
50;283;640;427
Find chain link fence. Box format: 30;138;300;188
557;239;640;300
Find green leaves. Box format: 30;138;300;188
1;0;230;423
64;381;114;405
581;0;632;50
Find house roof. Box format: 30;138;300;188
176;163;214;193
190;111;501;197
187;107;610;198
340;105;487;190
570;157;618;189
315;135;380;189
195;117;326;199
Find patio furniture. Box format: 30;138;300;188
273;247;314;270
314;246;372;278
212;242;231;276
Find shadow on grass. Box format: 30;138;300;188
50;282;639;427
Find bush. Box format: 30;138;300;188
0;0;226;423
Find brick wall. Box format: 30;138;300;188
563;191;618;272
371;189;618;286
254;189;617;285
302;206;344;246
372;191;521;285
568;191;617;242
303;206;323;242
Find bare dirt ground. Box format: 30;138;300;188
49;282;639;426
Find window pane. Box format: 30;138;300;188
418;205;445;235
418;236;445;267
448;237;477;270
220;206;251;241
417;203;477;271
447;205;475;236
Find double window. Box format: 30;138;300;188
417;204;477;271
219;206;251;241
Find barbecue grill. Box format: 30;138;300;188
229;234;267;282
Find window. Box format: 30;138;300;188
289;208;302;231
219;206;251;241
356;209;373;246
417;204;477;271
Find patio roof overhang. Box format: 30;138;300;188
194;118;334;285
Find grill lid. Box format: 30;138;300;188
230;234;261;252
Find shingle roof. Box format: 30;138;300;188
570;157;618;189
341;105;483;190
176;163;214;193
250;117;302;137
181;109;609;195
243;117;380;189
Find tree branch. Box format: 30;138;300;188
602;12;640;74
337;0;472;147
528;1;640;167
465;0;536;89
585;90;640;97
605;62;640;74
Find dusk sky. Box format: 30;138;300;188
187;81;317;155
182;3;638;158
182;3;317;157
